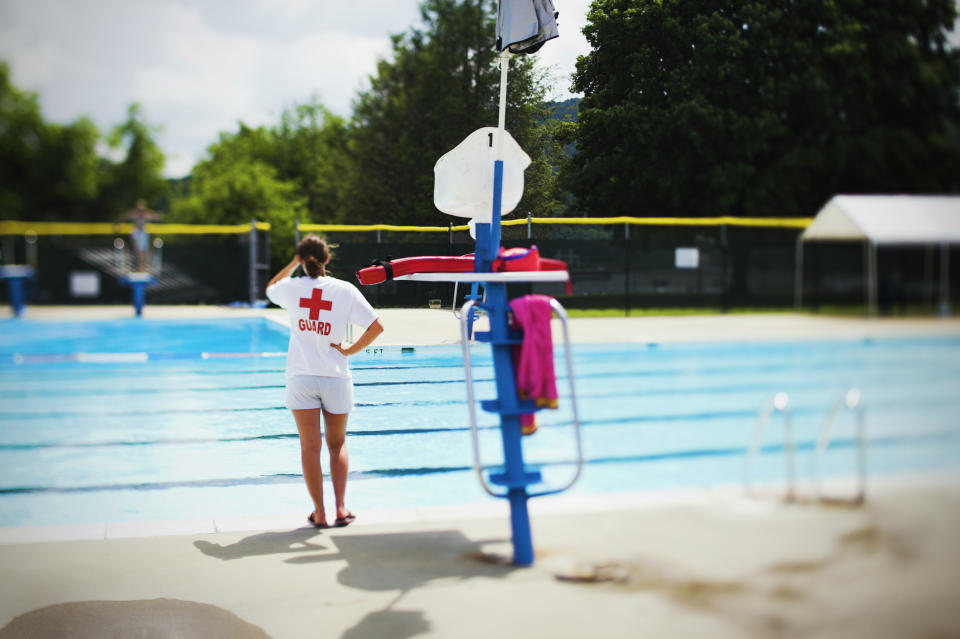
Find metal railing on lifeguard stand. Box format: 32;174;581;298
459;296;583;564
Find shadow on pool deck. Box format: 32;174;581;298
190;525;520;639
3;476;960;638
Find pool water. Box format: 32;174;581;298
1;317;958;527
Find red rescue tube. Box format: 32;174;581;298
356;256;475;285
355;248;569;286
537;258;567;271
492;245;567;273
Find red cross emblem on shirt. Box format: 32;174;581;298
299;288;333;320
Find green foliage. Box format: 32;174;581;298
565;0;960;217
0;62;101;220
172;156;302;226
168;100;349;268
170;125;304;268
272;101;350;224
99;103;169;217
345;0;564;224
0;63;168;221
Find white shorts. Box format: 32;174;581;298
285;375;354;413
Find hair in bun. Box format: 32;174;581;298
297;235;330;278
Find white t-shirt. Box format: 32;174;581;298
266;275;379;379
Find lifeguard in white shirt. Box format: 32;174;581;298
265;234;384;530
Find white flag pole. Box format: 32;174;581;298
489;49;511;258
496;50;510;161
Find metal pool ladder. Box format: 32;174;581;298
744;392;796;500
814;388;867;503
745;389;868;503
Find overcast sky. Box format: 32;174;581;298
0;0;592;179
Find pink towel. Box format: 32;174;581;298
509;295;558;435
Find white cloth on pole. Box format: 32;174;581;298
497;0;559;54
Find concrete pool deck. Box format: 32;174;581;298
2;305;960;638
1;477;959;639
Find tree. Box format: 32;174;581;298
169;100;349;268
271;100;350;224
172;154;301;227
1;64;170;221
564;0;960;217
170;125;307;267
98;103;168;218
0;61;101;220
172;101;348;226
345;0;563;225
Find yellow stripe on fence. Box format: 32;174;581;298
521;216;812;228
0;221;270;235
0;216;809;236
0;221;134;235
298;223;470;233
145;222;270;234
301;216;811;232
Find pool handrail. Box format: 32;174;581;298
459;297;584;499
814;388;867;503
531;299;585;497
452;281;485;319
744;392;796;501
459;299;499;497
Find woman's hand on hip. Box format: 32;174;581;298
330;319;384;358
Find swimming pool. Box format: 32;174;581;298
1;317;958;527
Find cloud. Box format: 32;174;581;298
536;0;591;97
0;0;589;179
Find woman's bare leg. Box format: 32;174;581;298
323;409;350;519
292;408;327;525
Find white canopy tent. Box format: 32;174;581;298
795;195;960;316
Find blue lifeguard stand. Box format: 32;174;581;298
119;272;157;317
0;264;35;317
381;5;579;565
456;273;582;567
392;118;582;566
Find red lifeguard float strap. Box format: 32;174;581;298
355;247;568;286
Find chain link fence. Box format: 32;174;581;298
3;217;956;314
0;221;270;307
